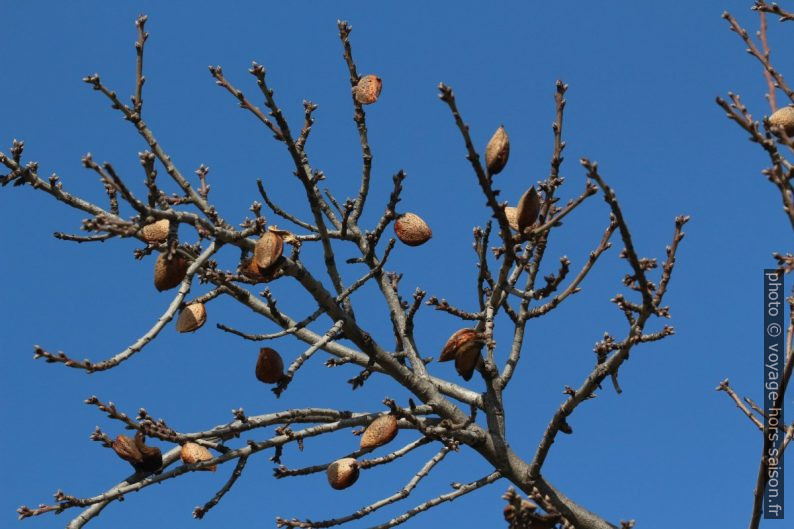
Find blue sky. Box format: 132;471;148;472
1;1;792;528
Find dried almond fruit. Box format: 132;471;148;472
360;415;398;450
354;75;382;105
254;231;284;274
770;106;794;137
255;347;285;384
394;213;432;246
112;432;162;473
154;253;188;292
455;342;482;381
439;328;484;362
141;219;169;244
176;302;206;333
180;442;216;471
485;125;509;174
516;186;540;234
327;457;360;490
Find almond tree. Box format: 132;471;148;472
4;15;686;529
717;2;794;528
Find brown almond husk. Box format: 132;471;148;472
112;434;142;466
516;187;541;234
769;106;794;137
327;458;360;490
141;219;170;244
180;442;216;471
134;432;163;473
485;125;510;174
254;231;284;274
394;213;432;246
255;347;285;384
154;253;188;292
455;343;481;381
176;302;206;333
354;75;382;105
360;415;399;450
439;329;484;362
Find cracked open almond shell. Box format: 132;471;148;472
154;253;188;292
112;432;162;473
360;415;398;450
485;125;510;174
254;231;284;275
180;442;216;471
327;457;360;490
394;213;432;246
140;219;170;244
439;328;485;362
255;347;285;384
176;302;206;333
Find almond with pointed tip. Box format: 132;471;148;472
485;125;510;174
141;219;170;244
254;231;284;274
180;442;216;471
176;302;206;333
154;253;188;292
439;328;484;363
394;213;432;246
327;458;360;490
769;106;794;137
360;415;398;450
354;75;382;105
255;347;285;384
516;187;541;234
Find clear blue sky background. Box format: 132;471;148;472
1;1;792;528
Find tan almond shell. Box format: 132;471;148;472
394;213;432;246
485;125;510;174
254;231;284;273
505;207;519;231
327;458;360;490
354;75;382;105
769;106;794;136
516;187;541;233
439;328;483;362
141;219;170;244
176;302;206;333
180;442;216;471
360;415;399;450
154;253;188;292
255;347;285;384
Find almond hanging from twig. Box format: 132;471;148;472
154;253;188;292
439;328;485;363
180;442;217;471
354;75;382;105
255;347;285;384
769;106;794;137
327;458;360;490
394;213;432;246
485;125;510;174
140;219;169;244
360;415;399;450
254;231;284;274
516;186;541;234
176;302;206;333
